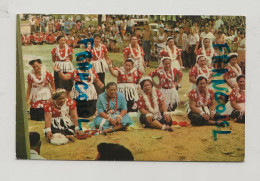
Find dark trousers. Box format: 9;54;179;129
54;71;73;92
186;45;196;68
139;114;172;128
143;40;151;62
95;73;105;95
30;108;44;121
231;110;245;123
127;100;138;112
188;111;221;126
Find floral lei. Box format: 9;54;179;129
93;43;103;60
29;66;46;84
196;87;210;107
129;43;141;60
78;69;94;86
196;64;211;79
56;44;69;61
166;45;177;61
140;87;159;114
106;94;118;115
163;68;175;82
228;63;242;77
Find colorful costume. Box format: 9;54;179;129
94;91;132;131
149;67;182;111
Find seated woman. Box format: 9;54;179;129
230;75;245;123
106;58;143;112
53;51;104;118
95;143;134;161
26;59;55;121
224;52;242;91
149;57;182;112
189;55;213;89
188;76;223;126
44;89;80;142
137;77;173;131
94;82;132;135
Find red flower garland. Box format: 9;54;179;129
106;94;118;114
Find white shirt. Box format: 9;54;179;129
200;32;215;43
30;150;46;160
127;19;134;27
214;19;224;31
188;33;199;45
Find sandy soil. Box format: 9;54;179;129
28;113;244;161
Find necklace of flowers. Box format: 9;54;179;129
129;43;141;60
29;65;46;84
118;66;136;75
94;43;103;60
141;87;159;114
166;45;177;61
196;87;210;107
196;64;211;79
56;44;68;61
228;63;242;77
201;44;214;60
163;67;174;82
106;94;118;115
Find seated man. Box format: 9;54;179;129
230;75;245;123
29;132;46;160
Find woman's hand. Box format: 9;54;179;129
47;131;53;140
147;116;153;124
106;58;112;66
109;118;117;126
202;114;210;121
210;112;215;119
99;83;104;89
53;65;60;72
115;116;122;125
164;114;171;123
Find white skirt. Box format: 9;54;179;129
133;58;144;73
90;59;108;73
55;61;74;72
117;83;139;101
30;86;52;105
70;83;97;101
160;87;179;110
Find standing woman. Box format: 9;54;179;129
94;82;132;135
44;89;80;141
123;35;145;73
26;59;55;121
51;35;74;96
159;37;184;70
89;33;109;94
53;51;104;118
106;58;143;112
196;38;215;67
237;30;245;63
137;77;173;131
224;53;242;91
149;57;182;112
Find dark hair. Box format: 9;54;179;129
29;59;42;65
97;143;134;161
94;33;101;39
29;132;41;148
57;35;65;42
229;54;238;61
236;74;245;82
130;35;137;41
196;76;207;86
140;79;153;90
124;58;134;65
105;82;117;90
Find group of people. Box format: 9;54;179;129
25;15;245;149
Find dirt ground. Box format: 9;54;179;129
28;113;244;161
